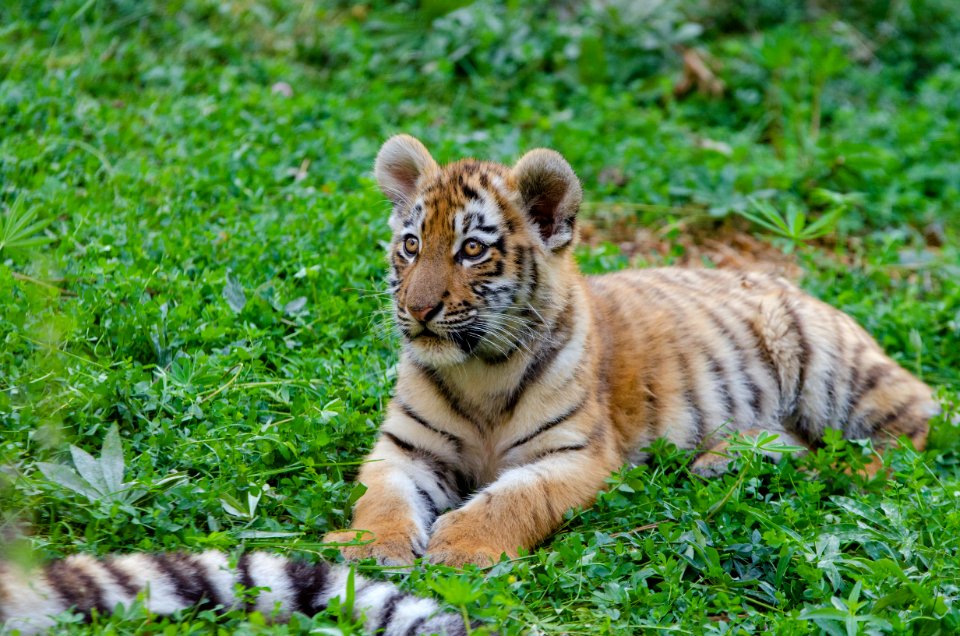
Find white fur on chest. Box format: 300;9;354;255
395;296;591;484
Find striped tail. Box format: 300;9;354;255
0;551;467;635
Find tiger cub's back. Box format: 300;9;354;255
587;267;936;462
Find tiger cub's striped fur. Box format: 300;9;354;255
324;135;939;568
0;551;464;635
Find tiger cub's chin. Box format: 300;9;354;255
405;333;472;367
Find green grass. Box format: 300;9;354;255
2;1;959;633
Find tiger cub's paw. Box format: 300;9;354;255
425;512;508;568
690;452;734;478
425;540;502;569
323;528;421;566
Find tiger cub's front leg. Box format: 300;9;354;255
426;416;619;568
324;411;465;565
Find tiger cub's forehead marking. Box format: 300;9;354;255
389;198;425;235
403;199;426;232
394;160;512;243
453;191;503;249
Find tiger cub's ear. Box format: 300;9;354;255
512;149;582;251
374;135;439;207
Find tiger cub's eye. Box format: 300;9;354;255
462;239;486;259
403;236;420;257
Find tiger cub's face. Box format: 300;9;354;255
374;135;583;368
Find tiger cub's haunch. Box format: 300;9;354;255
325;134;938;568
0;551;465;635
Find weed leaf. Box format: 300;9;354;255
223;273;246;313
36;462;100;501
830;496;885;527
283;296;307;315
100;424;125;495
0;198;54;255
69;445;109;495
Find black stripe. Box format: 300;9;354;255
405;615;428;636
651;271;779;410
783;300;818;445
102;559;138;596
748;380;763;414
870;396;922;435
382;432;472;498
840;340;869;424
652;272;767;424
383;431;423;455
677;350;707;448
414;362;485;433
426;617;469;636
528;441;590;463
529;420;605;464
285;560;329;614
846;363;895;420
684;361;711;445
826;313;846;421
783;294;823;448
821;361;838;423
473;258;504;277
528;248;539;294
507;398;586;452
45;560;107;616
629;280;706;447
398;401;464;453
461;183;480;201
785;301;810;407
502;297;575;413
505;246;536;316
644;367;663;435
373;592;407;634
182;553;225;610
694;301;763;421
706;354;735;422
152;553;221;611
415;486;440;521
749;317;782;393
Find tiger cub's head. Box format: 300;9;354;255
374;134;583;368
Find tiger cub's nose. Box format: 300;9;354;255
407;302;443;323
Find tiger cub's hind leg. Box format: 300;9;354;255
756;290;938;478
690;428;808;477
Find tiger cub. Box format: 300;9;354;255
324;134;939;568
0;550;465;635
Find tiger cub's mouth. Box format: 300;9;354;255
405;320;483;356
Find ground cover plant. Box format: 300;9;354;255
1;0;959;633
